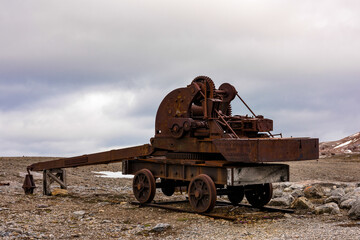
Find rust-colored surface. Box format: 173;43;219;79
213;138;319;162
28;144;153;171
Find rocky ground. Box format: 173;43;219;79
1;156;360;239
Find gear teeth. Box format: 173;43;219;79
192;76;216;98
227;104;233;116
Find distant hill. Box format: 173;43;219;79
320;132;360;156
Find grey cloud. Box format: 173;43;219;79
0;0;360;155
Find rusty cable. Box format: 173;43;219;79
236;93;257;117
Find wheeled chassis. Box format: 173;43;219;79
38;158;289;210
123;158;289;188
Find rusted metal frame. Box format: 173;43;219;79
198;90;208;119
123;159;228;185
235;93;274;138
214;109;239;138
123;159;288;187
43;169;66;196
213;138;319;163
272;133;283;138
267;131;275;138
204;81;208;119
28;144;153;171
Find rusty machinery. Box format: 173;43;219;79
23;76;319;213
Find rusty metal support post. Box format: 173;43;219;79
43;169;67;196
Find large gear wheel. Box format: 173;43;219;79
192;76;216;99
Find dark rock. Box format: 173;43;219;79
269;195;294;207
304;185;324;199
36;204;50;208
6;228;23;235
348;199;360;220
340;199;356;209
291;189;304;198
340;188;360;203
325;196;342;204
291;197;314;210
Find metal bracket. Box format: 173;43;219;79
43;168;67;196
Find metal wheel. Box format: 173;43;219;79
161;179;175;196
188;174;217;213
170;124;184;138
133;169;156;203
227;186;244;205
245;183;273;208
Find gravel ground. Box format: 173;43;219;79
1;156;360;239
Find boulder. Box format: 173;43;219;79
291;197;314;210
151;223;171;232
330;188;345;197
73;210;86;218
314;203;340;215
348;199;360;220
51;188;68;196
304;185;324;199
277;182;292;189
344;187;355;194
340;199;356;209
340;188;360;203
273;188;283;198
325;196;342;204
323;187;332;197
291;189;304;198
269;195;294;207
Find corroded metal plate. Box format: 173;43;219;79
214;138;319;163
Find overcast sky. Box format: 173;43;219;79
1;0;359;156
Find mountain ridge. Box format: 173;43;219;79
320;132;360;156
